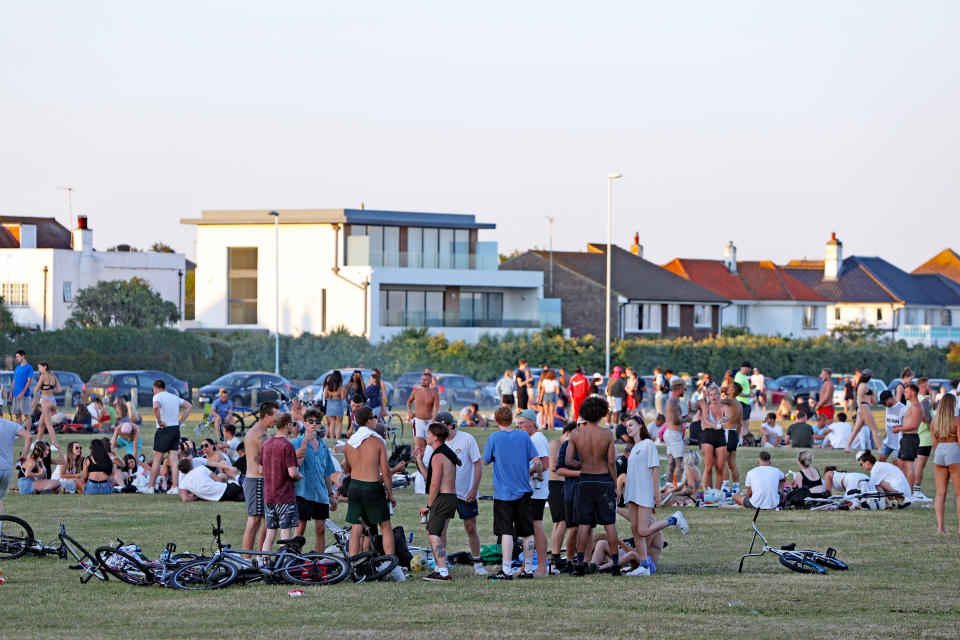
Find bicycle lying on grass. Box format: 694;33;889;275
95;541;206;586
0;515;107;583
738;508;849;575
325;519;400;583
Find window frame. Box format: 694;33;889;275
227;247;258;325
693;304;711;328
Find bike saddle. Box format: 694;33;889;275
278;535;306;547
780;543;796;551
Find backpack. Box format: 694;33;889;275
783;486;812;509
480;543;502;564
388;444;412;469
372;525;413;568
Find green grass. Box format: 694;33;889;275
2;415;959;640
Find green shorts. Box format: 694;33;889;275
345;479;390;526
426;493;457;536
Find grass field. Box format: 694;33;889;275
2;413;959;640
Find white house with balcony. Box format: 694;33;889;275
181;208;558;343
0;215;187;330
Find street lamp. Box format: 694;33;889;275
270;211;280;375
605;172;622;380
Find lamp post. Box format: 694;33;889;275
605;173;622;380
545;216;554;295
270;211;280;375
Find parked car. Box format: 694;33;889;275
31;370;84;407
435;374;491;410
84;370;190;407
393;371;427;407
773;375;823;406
886;377;953;398
198;372;298;409
298;369;394;407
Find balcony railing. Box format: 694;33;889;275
381;298;562;330
346;237;499;270
897;324;960;345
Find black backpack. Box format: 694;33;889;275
783;486;812;509
388;444;412;469
372;525;413;568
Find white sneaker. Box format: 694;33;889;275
626;565;651;576
912;490;933;503
474;565;489;576
141;487;155;494
672;510;690;534
166;487;179;495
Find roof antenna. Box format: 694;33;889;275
359;202;364;211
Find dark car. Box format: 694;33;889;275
31;370;85;407
773;375;823;406
84;370;190;407
435;374;488;411
393;371;428;407
198;371;297;409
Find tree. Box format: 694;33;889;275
184;270;195;320
150;242;175;253
66;278;180;329
0;296;25;337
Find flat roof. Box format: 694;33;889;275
181;208;495;230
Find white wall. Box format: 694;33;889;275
720;301;827;337
827;303;902;331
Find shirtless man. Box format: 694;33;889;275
663;377;691;487
564;396;620;576
814;368;835;422
719;381;744;493
418;421;459;582
241;401;278;556
343;406;396;558
407;372;439;454
892;384;922;492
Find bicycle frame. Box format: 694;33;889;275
738;508;768;572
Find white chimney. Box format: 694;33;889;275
72;215;93;253
723;241;737;273
825;232;842;281
19;224;37;248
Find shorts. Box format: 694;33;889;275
754;390;764;401
934;442;960;466
725;429;739;452
324;398;344;417
542;392;556;404
345;479;390;525
0;469;10;500
153;425;181;453
564;500;578;527
456;498;479;520
607;396;623;413
517;390;529;410
493;493;534;538
880;444;899;459
530;497;547;521
413;418;430;440
426;493;457;536
743;496;760;509
85;479;111;495
18;476;34;495
11;395;31;415
817;405;835;421
501;394;515;405
296;497;330;521
265;502;299;530
917;445;932;457
220;483;244;502
898;434;920;462
739;401;751;422
663;429;684;459
573;473;617;527
701;428;726;449
243;477;265;516
548;480;565;524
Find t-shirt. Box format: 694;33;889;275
529;431;550;500
615;454;628;477
787;422;813;448
882;402;906;449
211;397;233;421
423;429;482;500
13;363;34;397
515;369;528;396
762;423;784;438
153;391;183;426
826;421;851;449
1;418;23;471
225;436;242;463
260;436;297;504
624;439;660;508
869;461;911;497
744;465;785;509
178;466;227;502
831;471;868;493
750;373;765;391
915;395;932;448
482;428;538;501
734;371;751;404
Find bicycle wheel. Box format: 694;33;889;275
194;420;215;441
171;558;238;590
280;553;350;586
352;553;398;583
60;532;108;582
95;546;156;585
798;551;848;571
387;414;405;445
0;515;34;560
779;553;826;575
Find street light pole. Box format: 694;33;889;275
605;173;622;380
270;211;280;375
545;216;554;295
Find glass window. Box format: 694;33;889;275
803;305;817;329
407;227;422;268
876;308;883;322
667;304;680;327
623;303;639;332
439;229;453;269
737;304;749;326
228;247;257;324
383;226;399;267
640;304;661;332
426;291;444;325
0;283;29;306
381;288;445;326
693;305;711;327
422;228;438;268
63;281;73;302
368;226;383;266
834;307;841;321
461;291;503;326
407;290;425;325
454;229;469;269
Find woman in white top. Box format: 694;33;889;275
857;450;911;507
623;415;689;574
538;370;559;432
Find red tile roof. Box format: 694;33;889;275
662;258;829;302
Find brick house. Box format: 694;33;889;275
500;244;728;339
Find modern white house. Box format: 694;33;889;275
181;208;558;343
0;215;187;330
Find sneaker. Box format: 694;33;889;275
141;487;155;494
515;571;534;579
423;571;451;582
912;490;933;503
474;565;489;576
672;510;690;534
626;565;651;576
488;570;513;581
573;563;586;576
897;500;913;510
721;480;730;493
166;487;179;495
732;482;740;494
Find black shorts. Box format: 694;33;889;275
493;493;534;538
296;497;330;522
726;429;739;452
701;429;726;449
548;480;565;524
153;425;181;453
456;498;479;520
564;500;578;527
739;401;751;421
917;445;932;457
899;434;920;461
517;390;529;410
502;394;515;406
573;473;617;527
530;497;547;521
219;482;244;502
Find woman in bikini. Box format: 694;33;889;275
32;361;62;450
698;384;727;489
845;369;880;452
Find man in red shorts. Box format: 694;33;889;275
814;368;835;421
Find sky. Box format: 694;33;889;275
1;1;958;270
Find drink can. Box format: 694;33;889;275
420;514;428;525
288;589;304;597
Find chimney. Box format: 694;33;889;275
630;232;643;258
19;224;37;248
72;215;93;253
825;232;842;281
723;241;737;273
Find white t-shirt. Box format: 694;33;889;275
869;461;911;497
751;374;765;391
831;471;869;493
423;429;482;501
529;431;550;500
744;465;785;509
883;402;906;449
624;439;660;508
826;421;852;449
178;466;226;501
153;390;183;426
225;437;241;463
762;423;783;438
87;403;104;424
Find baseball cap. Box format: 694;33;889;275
592;372;603;380
519;409;538;422
613;365;623;373
741;360;751;368
434;411;456;426
878;390;893;404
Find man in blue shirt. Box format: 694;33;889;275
483;406;540;581
11;350;34;429
291;408;337;553
211;388;234;441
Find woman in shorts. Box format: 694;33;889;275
323;371;345;441
845;370;881;452
18;441;63;494
32;361;62;451
496;369;516;408
698;385;727;489
538;370;559;432
931;394;960;534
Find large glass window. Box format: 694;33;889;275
667;304;680;327
407;227;423;268
623;303;660;332
227;247;258;324
381;289;446;326
439;229;454;268
1;282;28;306
693;304;711;328
460;292;503;326
802;305;817;329
454;229;469;269
422;228;439;268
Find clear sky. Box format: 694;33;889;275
1;1;957;270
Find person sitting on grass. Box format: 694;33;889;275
81;439;116;495
210;388;234;441
220;424;242;463
760;413;784;448
459;403;483;428
661;449;702;507
59;441;86;493
199;438;239;480
589;537;646;574
733;450;785;509
857;450;912;508
177;454;244;502
794;450;827;495
18;441;63;495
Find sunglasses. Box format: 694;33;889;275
305;419;321;424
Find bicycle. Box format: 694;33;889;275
325;519;399;583
95;541;206;586
803;490;902;511
738;508;848;574
0;516;107;582
170;515;349;590
385;411;405;446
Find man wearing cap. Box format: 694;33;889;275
415;410;487;575
567;367;590;421
734;361;753;438
517;409;550;577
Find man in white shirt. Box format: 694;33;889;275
878;391;906;475
143;379;192;495
177;456;243;502
733;451;785;509
760;412;783;448
518;409;550;577
821;412;852;449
